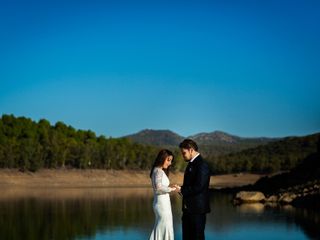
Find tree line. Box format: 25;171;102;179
207;133;320;174
0;114;185;172
0;114;318;174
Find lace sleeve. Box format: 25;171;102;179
153;168;173;195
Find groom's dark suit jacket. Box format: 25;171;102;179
181;155;211;214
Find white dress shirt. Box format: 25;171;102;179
190;153;200;163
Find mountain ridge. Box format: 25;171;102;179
124;129;279;142
1;114;318;174
123;129;281;156
123;129;184;147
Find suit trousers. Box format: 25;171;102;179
182;212;206;240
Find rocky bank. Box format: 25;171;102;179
233;145;320;209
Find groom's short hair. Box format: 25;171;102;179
179;139;198;151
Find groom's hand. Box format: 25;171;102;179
174;184;181;192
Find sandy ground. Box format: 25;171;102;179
211;173;266;189
0;169;264;189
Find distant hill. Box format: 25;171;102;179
189;131;278;156
124;129;277;156
2;114;319;175
209;132;320;174
252;147;320;194
242;140;320;209
124;129;319;174
189;131;276;145
227;142;320;212
123;129;184;147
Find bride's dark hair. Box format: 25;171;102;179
150;149;174;178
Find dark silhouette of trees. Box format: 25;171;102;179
0;114;318;174
207;133;319;174
0;114;167;172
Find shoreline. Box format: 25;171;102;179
0;169;264;189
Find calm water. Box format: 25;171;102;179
0;188;319;240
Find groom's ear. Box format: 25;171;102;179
190;148;195;155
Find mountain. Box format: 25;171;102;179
124;129;278;156
189;131;278;156
123;129;184;147
189;131;240;144
208;132;320;174
189;131;276;145
2;114;318;174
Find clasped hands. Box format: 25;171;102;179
170;184;181;193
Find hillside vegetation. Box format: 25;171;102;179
124;129;277;156
0;114;318;174
125;128;319;174
0;115;186;172
208;133;319;174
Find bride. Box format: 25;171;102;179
149;149;177;240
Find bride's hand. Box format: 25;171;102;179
171;187;177;192
173;185;181;192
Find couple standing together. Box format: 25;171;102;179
149;139;211;240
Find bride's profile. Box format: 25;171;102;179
149;149;177;240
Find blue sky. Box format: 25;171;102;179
1;0;319;138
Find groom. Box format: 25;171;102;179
177;139;211;240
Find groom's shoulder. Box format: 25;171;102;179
195;155;206;166
196;154;205;163
196;155;211;170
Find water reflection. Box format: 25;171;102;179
237;203;265;213
0;188;155;240
0;188;318;239
211;193;319;239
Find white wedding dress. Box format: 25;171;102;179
149;167;174;240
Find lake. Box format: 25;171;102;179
0;188;319;240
